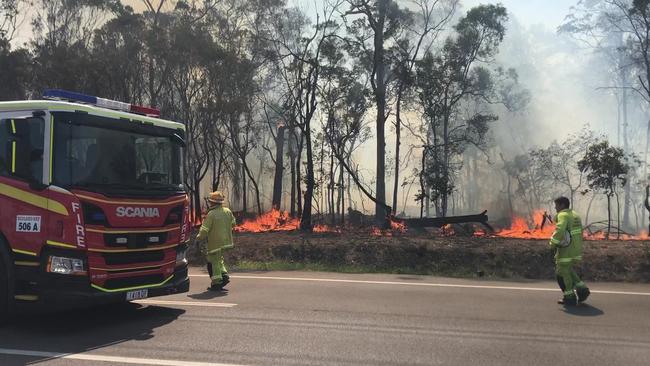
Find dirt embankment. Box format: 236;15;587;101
187;230;650;282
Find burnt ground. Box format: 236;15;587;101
187;229;650;283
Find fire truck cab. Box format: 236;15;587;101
0;90;190;322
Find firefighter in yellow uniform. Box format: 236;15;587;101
550;197;590;305
196;191;236;291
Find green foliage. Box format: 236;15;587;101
0;38;30;100
415;4;509;216
578;140;631;196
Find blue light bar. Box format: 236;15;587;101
43;89;97;104
42;89;161;117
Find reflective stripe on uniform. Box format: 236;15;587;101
570;229;582;235
557;258;573;263
550;238;560;244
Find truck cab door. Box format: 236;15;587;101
0;116;49;257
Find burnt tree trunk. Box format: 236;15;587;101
289;132;297;217
607;193;612;239
211;146;224;191
645;185;650;233
419;148;427;219
300;126;315;231
242;160;263;216
392;91;402;215
296;139;303;218
193;180;202;222
643;120;650;231
622;73;631;229
373;0;389;228
339;162;344;225
330;151;335;225
271;125;286;209
241;164;247;213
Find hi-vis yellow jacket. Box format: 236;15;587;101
549;209;583;264
196;206;236;254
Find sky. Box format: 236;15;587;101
290;0;575;30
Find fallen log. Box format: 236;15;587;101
393;210;494;232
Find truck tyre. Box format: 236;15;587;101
0;237;15;325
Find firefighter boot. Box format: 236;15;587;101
557;292;578;306
576;287;590;303
208;280;227;292
221;273;230;288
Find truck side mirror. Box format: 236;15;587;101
172;133;186;147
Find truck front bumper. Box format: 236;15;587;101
21;265;190;311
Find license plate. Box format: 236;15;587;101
126;289;148;301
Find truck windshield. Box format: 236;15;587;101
52;112;183;194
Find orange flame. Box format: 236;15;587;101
233;209;341;233
371;227;390;236
370;217;408;236
441;224;455;236
313;224;341;233
583;230;649;241
234;209;300;232
493;210;650;241
495;210;554;239
390;218;407;233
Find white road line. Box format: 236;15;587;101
0;348;246;366
135;299;237;308
188;274;650;296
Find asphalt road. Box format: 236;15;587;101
1;268;650;366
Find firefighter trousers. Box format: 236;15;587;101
556;260;587;298
206;250;228;285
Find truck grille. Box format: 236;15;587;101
103;274;165;290
104;232;169;248
102;250;165;265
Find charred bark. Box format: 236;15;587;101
395;210;494;232
271;125;286;209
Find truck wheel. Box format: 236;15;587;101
0;238;15;325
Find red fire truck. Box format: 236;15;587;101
0;90;190;322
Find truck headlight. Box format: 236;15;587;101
47;256;87;276
176;247;188;266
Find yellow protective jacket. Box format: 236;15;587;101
196;206;236;254
549;209;583;264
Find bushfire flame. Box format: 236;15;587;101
371;217;408;236
234;209;300;232
494;210;650;241
495;210;554;239
233;209;340;233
